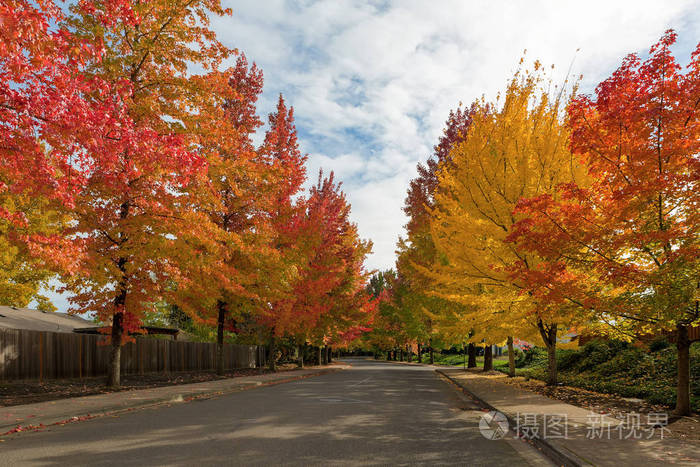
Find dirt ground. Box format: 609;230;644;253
0;363;304;407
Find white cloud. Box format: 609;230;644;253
211;0;699;275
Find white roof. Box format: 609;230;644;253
0;306;94;333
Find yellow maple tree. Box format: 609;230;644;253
426;62;589;384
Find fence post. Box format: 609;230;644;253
78;337;82;379
39;332;44;382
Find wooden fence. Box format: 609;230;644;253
0;328;266;381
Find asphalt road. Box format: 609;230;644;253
0;359;549;466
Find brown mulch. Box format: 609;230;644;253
483;370;700;442
0;363;305;408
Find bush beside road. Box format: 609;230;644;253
500;340;700;412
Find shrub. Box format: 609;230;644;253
557;349;582;371
509;347;524;361
596;347;646;376
506;341;699;411
515;346;547;368
648;337;670;352
577;339;629;371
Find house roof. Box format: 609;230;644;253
0;306;94;333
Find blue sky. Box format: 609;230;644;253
44;0;700;313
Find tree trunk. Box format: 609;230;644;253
268;337;277;371
108;203;130;389
327;346;332;363
317;346;322;365
216;301;226;376
406;345;411;362
507;336;516;377
546;341;557;385
417;343;422;363
399;348;404;361
298;344;304;368
483;345;493;371
429;341;434;364
467;343;477;368
107;310;123;388
675;325;691;416
538;320;558;385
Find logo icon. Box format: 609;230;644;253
479;410;509;440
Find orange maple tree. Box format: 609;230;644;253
170;52;286;375
257;95;309;367
271;171;375;363
59;0;233;387
305;172;376;355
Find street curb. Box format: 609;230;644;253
436;369;588;467
1;367;343;437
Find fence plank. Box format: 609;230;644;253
0;328;265;381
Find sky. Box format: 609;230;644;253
43;0;700;313
211;0;700;270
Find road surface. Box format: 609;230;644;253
0;358;549;466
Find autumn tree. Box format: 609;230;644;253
363;270;407;358
395;106;474;361
427;63;588;385
510;32;700;413
282;171;374;362
3;0;378;380
169;52;291;375
258;95;309;368
355;106;475;363
62;0;233;387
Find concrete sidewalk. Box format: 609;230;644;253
1;365;344;435
438;368;699;466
